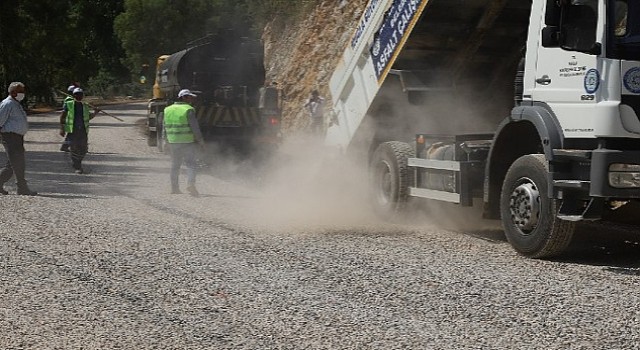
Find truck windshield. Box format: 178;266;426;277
614;0;628;37
610;0;640;59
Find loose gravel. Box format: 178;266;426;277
1;103;640;349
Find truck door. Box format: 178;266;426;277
531;0;601;139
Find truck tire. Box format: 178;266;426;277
157;129;164;153
156;112;165;153
147;113;157;147
147;131;157;147
370;141;415;219
500;154;575;258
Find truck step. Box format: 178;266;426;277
409;187;461;204
553;180;590;190
553;149;592;160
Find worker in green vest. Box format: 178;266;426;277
163;89;204;196
60;84;77;152
58;88;97;174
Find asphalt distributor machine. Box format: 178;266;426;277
146;34;282;155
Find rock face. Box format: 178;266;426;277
262;0;368;135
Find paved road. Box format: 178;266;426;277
1;102;640;349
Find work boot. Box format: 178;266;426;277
186;185;199;197
17;188;37;196
60;144;70;152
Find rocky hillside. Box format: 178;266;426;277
262;0;368;135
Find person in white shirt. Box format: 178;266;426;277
0;82;37;195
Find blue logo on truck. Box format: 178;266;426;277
584;69;600;94
370;0;426;82
623;67;640;94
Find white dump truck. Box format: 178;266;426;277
327;0;640;258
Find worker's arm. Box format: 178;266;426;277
59;110;67;136
0;102;10;129
187;109;204;145
88;103;99;120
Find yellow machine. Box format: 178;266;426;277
152;55;170;100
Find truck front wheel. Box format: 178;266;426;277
370;141;415;219
500;154;575;258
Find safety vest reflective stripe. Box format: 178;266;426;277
164;103;195;143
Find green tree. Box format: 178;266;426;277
0;0;315;104
73;0;129;85
0;0;127;104
114;0;217;74
0;1;78;103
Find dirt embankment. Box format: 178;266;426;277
262;0;368;135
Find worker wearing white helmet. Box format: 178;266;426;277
60;83;78;152
163;89;204;196
58;87;98;174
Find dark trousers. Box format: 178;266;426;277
62;133;72;147
0;132;28;189
68;131;88;170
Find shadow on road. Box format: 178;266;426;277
466;227;640;271
10;150;163;198
556;222;640;270
465;223;640;269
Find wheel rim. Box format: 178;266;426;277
375;161;393;206
509;178;541;234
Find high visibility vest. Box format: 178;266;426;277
63;99;90;133
164;102;195;143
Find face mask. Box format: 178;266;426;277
15;93;25;102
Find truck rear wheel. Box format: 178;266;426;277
147;131;157;146
500;154;575;258
147;112;158;147
370;141;415;219
156;112;166;153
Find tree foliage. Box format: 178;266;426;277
0;0;127;104
0;0;315;105
114;0;216;73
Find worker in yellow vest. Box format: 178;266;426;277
163;89;204;196
58;88;97;174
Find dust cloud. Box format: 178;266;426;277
198;77;509;233
247;134;382;230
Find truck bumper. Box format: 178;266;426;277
552;148;640;221
554;148;640;198
590;149;640;198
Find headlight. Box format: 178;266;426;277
609;163;640;188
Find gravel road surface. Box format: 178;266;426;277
1;102;640;349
